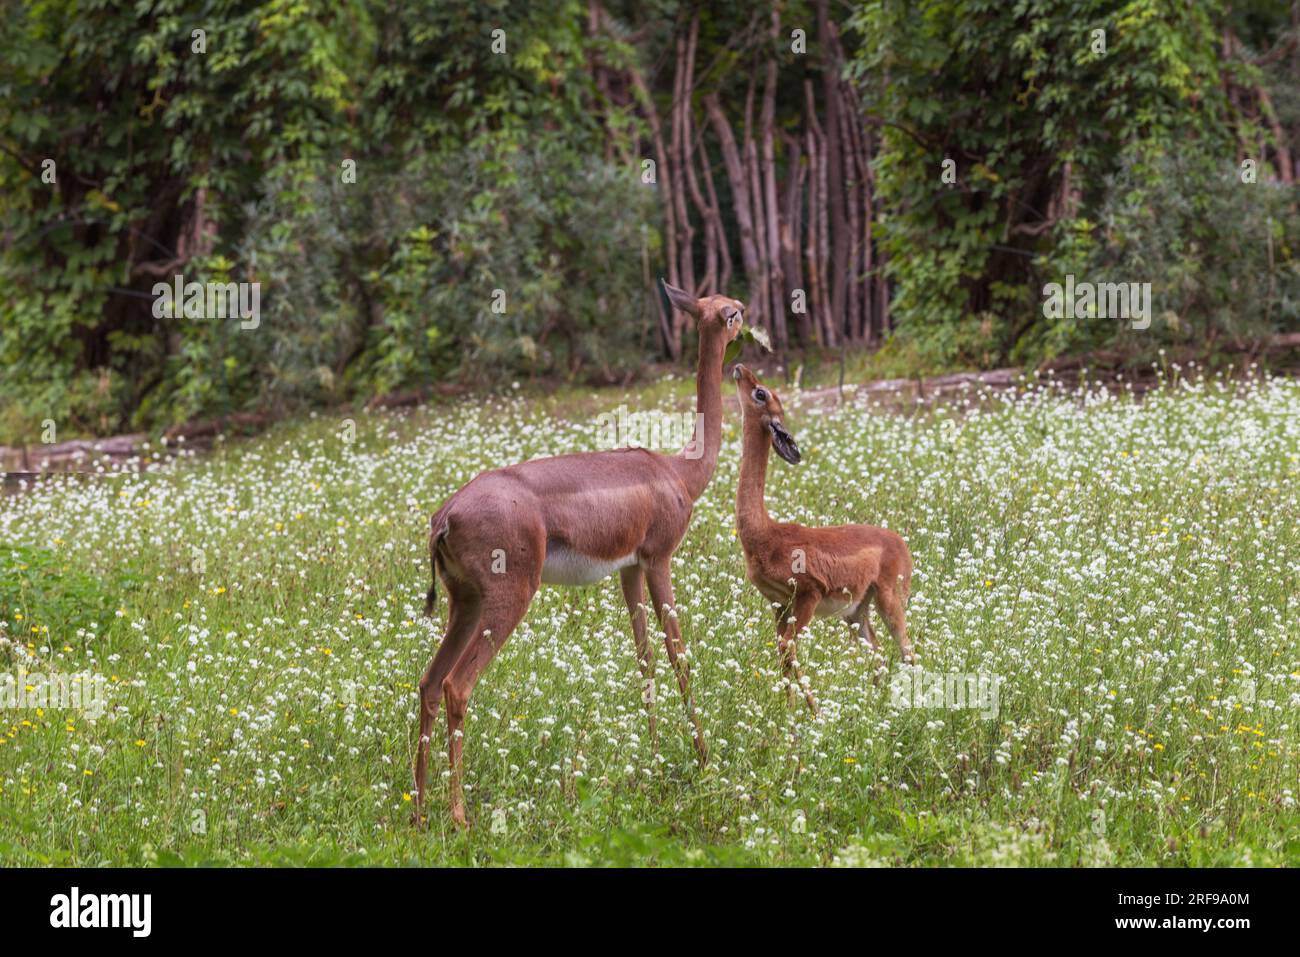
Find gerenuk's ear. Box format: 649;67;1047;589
660;278;700;319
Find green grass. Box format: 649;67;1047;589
1;373;1297;866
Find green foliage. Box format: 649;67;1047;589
1019;150;1300;362
0;0;373;437
0;544;131;650
847;0;1296;369
0;0;649;441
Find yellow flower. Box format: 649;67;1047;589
134;739;146;747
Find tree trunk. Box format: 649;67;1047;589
841;85;875;342
681;15;725;296
760;8;786;348
780;131;809;342
817;0;849;342
704;91;764;321
700;135;734;293
742;72;771;329
839;104;862;341
806;80;834;347
746;130;770;339
685;128;718;293
804;119;824;346
628;62;681;358
670;22;697;303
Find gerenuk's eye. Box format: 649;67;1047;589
753;388;768;402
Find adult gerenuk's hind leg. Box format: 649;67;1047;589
441;579;536;827
643;558;709;766
413;586;480;822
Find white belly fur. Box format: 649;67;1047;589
541;542;638;586
815;596;859;619
753;575;862;620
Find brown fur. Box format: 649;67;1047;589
732;365;914;715
414;282;743;825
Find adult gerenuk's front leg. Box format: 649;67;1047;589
643;558;708;767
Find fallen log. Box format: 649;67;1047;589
0;434;148;472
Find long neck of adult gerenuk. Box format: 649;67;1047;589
673;323;728;502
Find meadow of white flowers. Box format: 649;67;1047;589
1;370;1296;865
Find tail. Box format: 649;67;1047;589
424;570;439;619
424;504;453;618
